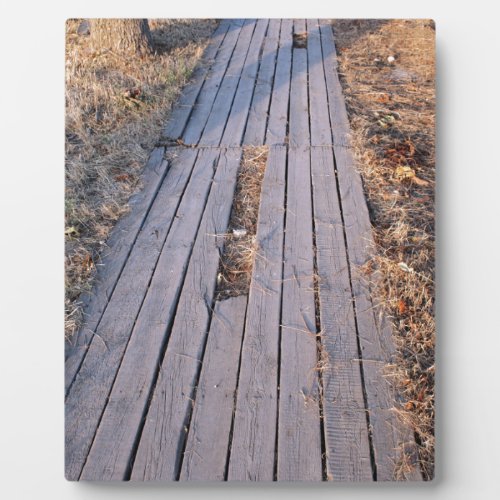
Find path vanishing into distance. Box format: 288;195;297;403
65;19;422;482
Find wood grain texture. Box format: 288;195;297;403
161;21;230;141
265;19;292;146
65;148;215;481
65;147;167;394
181;20;244;146
311;146;372;481
320;20;422;480
221;19;269;146
243;19;280;145
78;148;223;481
288;22;309;148
293;18;306;36
130;148;242;481
180;296;247;481
227;146;286;481
199;20;256;147
306;19;332;146
278;146;322;481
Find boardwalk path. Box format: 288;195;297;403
65;19;421;481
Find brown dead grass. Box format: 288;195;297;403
331;19;435;479
65;19;217;338
215;146;268;299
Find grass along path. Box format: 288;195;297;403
65;19;217;338
331;19;435;479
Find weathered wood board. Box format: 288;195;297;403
228;146;287;481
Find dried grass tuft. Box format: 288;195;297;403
65;19;217;338
332;19;435;479
215;146;268;299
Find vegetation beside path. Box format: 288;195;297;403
332;19;435;479
65;19;217;338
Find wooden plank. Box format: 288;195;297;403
318;20;350;147
221;19;269;146
311;146;373;481
198;20;256;147
265;19;293;146
64;147;167;394
181;20;244;146
306;19;332;146
288;22;309;148
293;18;306;35
65;148;218;481
130;148;243;481
305;26;371;480
278;146;322;481
180;296;248;481
227;146;286;481
161;20;230;141
320;20;422;480
82;149;239;481
243;19;280;146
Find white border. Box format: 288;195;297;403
2;1;500;498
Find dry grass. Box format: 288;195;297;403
215;146;268;299
65;19;217;338
331;19;435;479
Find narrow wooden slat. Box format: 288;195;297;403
278;146;322;481
161;20;230;141
288;22;309;148
265;19;293;145
65;148;217;481
65;147;167;394
180;296;247;481
130;148;242;481
306;19;332;146
305;24;371;480
311;146;373;481
243;19;280;145
228;146;286;481
320;20;422;481
198;20;256;146
318;20;350;147
221;19;269;146
294;18;306;34
181;20;244;146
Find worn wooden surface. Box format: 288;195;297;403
227;146;287;481
198;20;256;147
221;19;269;146
131;148;242;480
244;19;280;146
180;296;248;481
66;19;423;482
278;146;322;481
265;19;292;146
181;20;244;146
161;21;230;142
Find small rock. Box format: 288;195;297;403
77;20;90;36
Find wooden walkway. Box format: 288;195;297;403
65;19;422;482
